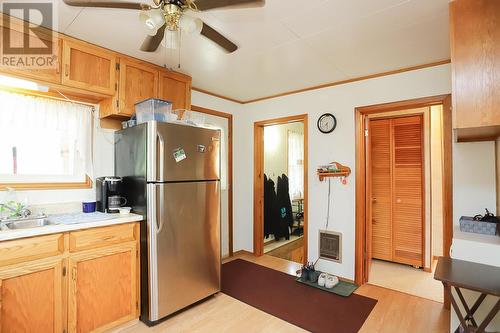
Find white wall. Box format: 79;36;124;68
191;90;242;115
453;141;497;223
234;64;454;279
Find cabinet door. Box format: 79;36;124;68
392;116;424;267
450;0;500;132
68;243;138;333
0;25;62;84
62;40;116;95
369;119;393;261
158;72;191;111
118;59;159;117
0;258;65;333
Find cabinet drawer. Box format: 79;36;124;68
0;233;64;267
69;223;137;252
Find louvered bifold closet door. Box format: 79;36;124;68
369;119;393;261
392;116;424;267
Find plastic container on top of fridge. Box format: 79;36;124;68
181;110;206;126
135;98;173;124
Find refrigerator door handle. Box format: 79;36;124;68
157;131;165;183
156;186;164;234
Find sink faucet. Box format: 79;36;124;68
0;202;31;219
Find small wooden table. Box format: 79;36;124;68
434;257;500;333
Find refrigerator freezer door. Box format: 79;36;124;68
147;121;220;182
147;181;221;321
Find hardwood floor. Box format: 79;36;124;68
114;252;449;333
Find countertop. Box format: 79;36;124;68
0;212;143;242
453;225;500;246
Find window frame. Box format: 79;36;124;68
0;175;93;190
0;86;95;191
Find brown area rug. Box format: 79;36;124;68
221;259;377;333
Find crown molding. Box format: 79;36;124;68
193;59;451;105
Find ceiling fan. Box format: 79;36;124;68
62;0;265;53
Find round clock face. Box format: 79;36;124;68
317;113;337;133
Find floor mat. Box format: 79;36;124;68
222;259;377;333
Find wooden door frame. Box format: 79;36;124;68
191;105;234;256
253;114;308;265
354;94;453;305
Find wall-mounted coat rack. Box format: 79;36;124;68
317;162;351;182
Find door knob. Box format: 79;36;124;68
396;198;402;203
372;198;377;203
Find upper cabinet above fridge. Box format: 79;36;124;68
450;0;500;142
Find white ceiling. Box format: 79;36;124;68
12;0;451;102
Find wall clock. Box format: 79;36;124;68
317;113;337;134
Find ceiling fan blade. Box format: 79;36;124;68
200;23;237;53
62;0;150;10
140;24;166;52
194;0;265;11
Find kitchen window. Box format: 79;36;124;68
0;90;94;189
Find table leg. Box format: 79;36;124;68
454;287;478;327
444;282;471;333
476;299;500;333
470;293;487;315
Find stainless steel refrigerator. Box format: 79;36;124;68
115;121;221;325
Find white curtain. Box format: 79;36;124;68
288;130;304;200
0;90;94;181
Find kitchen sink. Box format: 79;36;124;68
1;216;57;230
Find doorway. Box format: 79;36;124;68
254;115;308;265
354;95;453;307
191;105;233;258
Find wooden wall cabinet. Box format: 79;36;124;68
100;58;159;119
0;222;140;333
450;0;500;142
100;60;192;120
62;40;117;95
159;71;192;111
0;13;192;126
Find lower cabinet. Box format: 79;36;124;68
0;258;65;333
0;222;140;333
68;242;138;333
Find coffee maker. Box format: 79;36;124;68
96;176;126;213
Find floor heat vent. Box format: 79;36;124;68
319;230;342;263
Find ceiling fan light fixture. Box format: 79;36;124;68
179;15;203;34
162;29;180;49
140;9;165;35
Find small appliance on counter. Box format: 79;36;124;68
96;176;127;213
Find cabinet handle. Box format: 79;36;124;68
65;64;69;77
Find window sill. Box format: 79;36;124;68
0;176;93;191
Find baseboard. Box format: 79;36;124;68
423;267;432;273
